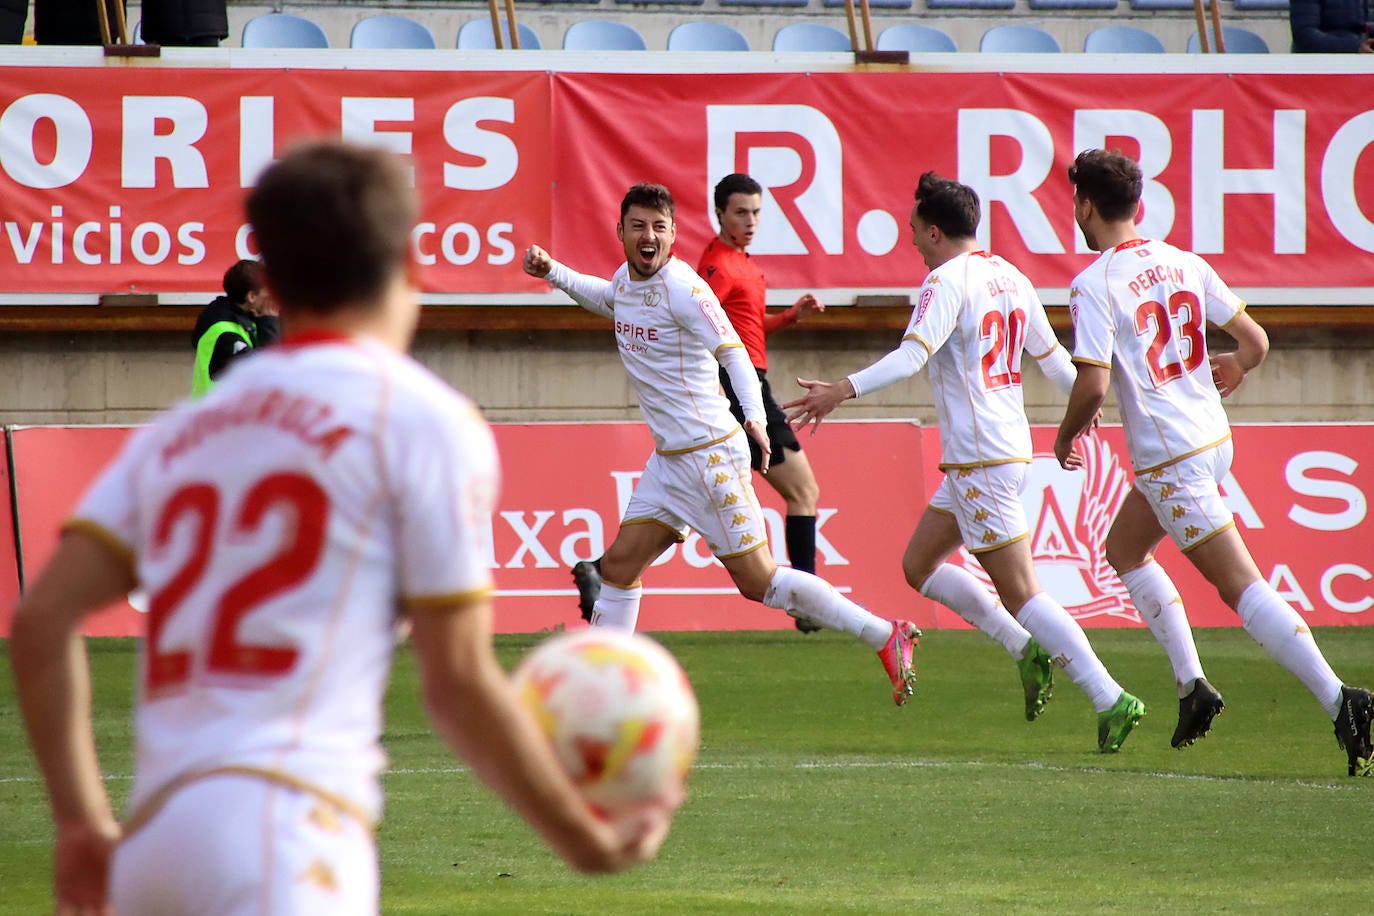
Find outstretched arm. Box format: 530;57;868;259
784;337;929;434
524;245;614;319
762;293;824;335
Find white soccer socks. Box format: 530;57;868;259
919;564;1034;659
1015;591;1123;713
589;582;642;631
764;566;893;650
1236;580;1344;719
1119;560;1205;697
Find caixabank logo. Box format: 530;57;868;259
960;435;1137;623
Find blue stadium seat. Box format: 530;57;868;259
822;0;913;9
242;13;329;48
563;20;647;49
457;19;542;49
979;23;1061;52
1186;25;1269;52
1128;0;1203;10
928;0;1014;10
667;21;750;50
724;0;808;8
1030;0;1117;9
876;23;957;52
1083;24;1165;52
772;22;852;50
1234;0;1287;8
350;15;437;49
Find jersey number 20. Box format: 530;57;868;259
145;473;328;696
980;308;1027;390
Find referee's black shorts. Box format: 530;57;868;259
719;366;802;473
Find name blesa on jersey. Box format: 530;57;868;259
986;272;1020;297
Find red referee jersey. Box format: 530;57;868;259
698;237;793;371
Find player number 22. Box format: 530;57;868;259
145;473;328;695
980;308;1027;390
1135;291;1205;388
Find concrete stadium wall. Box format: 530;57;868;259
0;325;1366;427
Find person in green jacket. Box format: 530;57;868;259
191;259;279;397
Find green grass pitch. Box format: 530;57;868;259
3;627;1372;913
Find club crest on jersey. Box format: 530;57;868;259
957;435;1137;623
642;289;663;309
916;287;935;324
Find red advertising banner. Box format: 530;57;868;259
4;421;1371;637
0;67;550;294
922;424;1374;631
0;420;929;637
550;70;1374;298
0;61;1371;301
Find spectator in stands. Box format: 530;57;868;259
0;0;25;43
35;0;121;44
139;0;228;46
191;259;279;398
1290;0;1373;51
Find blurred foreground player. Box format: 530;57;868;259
11;141;670;916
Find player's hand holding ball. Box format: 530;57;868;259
512;629;700;863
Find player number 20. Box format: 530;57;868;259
144;473;329;696
980;308;1027;390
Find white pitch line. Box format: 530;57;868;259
2;757;1355;792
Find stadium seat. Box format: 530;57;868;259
350;15;437;49
1233;0;1287;8
1186;25;1269;52
876;23;958;52
457;19;542;49
772;22;851;51
242;13;329;49
724;0;807;8
1083;25;1166;52
1030;0;1117;9
667;21;750;50
1129;0;1203;10
979;24;1061;52
563;20;647;50
928;0;1014;11
822;0;912;9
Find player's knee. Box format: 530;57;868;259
902;557;934;592
1104;541;1148;575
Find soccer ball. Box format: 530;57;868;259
512;628;700;815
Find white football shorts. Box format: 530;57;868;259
1134;439;1236;552
112;772;378;916
930;462;1031;554
622;429;769;559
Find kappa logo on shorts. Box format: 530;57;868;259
981;530;1001;544
298;860;339;893
1184;525;1203;540
956;468;974;479
706;452;723;467
1171;505;1188;519
1159;483;1177;499
731;512;750;526
721;492;739;507
973;508;990;522
965;486;983;499
714;471;730;485
739;533;757;547
959;436;1135;624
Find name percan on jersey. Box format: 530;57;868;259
69;335;499;825
1069;238;1245;473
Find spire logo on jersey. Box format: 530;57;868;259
959;434;1136;622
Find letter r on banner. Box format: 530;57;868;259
705;105;842;256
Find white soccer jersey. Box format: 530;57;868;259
546;255;759;454
69;332;499;826
1069;237;1245;472
875;251;1062;469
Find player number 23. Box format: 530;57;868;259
144;473;328;695
1134;291;1204;388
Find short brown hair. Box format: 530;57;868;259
221;259;263;306
620;182;675;222
914;171;980;240
1067;149;1142;222
246;141;417;314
